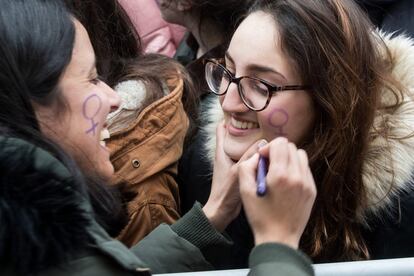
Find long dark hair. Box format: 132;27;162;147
0;0;125;273
0;0;81;178
0;0;85;272
65;0;142;87
249;0;404;261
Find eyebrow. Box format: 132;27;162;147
225;51;287;81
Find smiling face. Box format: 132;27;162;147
221;11;315;161
36;20;120;180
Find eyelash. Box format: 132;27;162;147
224;61;235;74
224;64;234;74
90;76;102;85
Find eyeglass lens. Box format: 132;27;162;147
206;62;269;110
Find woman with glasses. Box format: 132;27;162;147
180;0;414;268
0;0;316;275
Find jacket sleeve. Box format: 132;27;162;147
117;172;181;247
131;202;314;275
248;243;314;276
130;202;231;274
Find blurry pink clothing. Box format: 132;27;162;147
119;0;186;57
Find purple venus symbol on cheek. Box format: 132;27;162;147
82;93;102;136
268;108;289;136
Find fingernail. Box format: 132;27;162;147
258;139;268;149
275;137;288;143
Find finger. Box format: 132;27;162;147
214;121;233;164
287;143;301;176
215;121;226;154
239;153;260;194
268;137;289;172
297;149;309;177
298;149;317;196
238;139;267;163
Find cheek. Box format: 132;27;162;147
219;95;225;106
82;93;103;136
260;108;290;137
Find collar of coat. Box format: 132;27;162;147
201;32;414;225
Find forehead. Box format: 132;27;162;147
64;20;95;77
227;11;300;82
228;11;280;61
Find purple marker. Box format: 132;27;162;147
256;155;268;197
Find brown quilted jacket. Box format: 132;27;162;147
107;76;189;247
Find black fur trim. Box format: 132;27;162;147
0;139;93;275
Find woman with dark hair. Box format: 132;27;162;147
0;0;316;275
180;0;414;268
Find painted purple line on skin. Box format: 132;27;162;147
82;93;102;135
268;108;289;136
256;155;268;197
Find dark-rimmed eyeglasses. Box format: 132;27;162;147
204;59;311;111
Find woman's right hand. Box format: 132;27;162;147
238;137;316;249
203;122;263;232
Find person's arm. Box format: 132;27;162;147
130;202;231;274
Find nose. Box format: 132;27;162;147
102;81;121;113
220;82;249;113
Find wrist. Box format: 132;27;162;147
202;202;229;232
254;230;300;249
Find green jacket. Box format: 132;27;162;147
0;136;313;276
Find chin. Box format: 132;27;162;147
223;142;250;162
97;162;115;181
223;131;259;161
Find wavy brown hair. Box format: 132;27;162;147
250;0;404;261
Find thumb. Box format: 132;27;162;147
215;121;226;152
214;121;233;164
239;153;260;196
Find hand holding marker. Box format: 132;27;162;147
239;137;317;248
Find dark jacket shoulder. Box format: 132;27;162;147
363;188;414;259
0;137;149;275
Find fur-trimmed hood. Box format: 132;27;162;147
201;32;414;223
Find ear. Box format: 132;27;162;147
177;0;192;11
